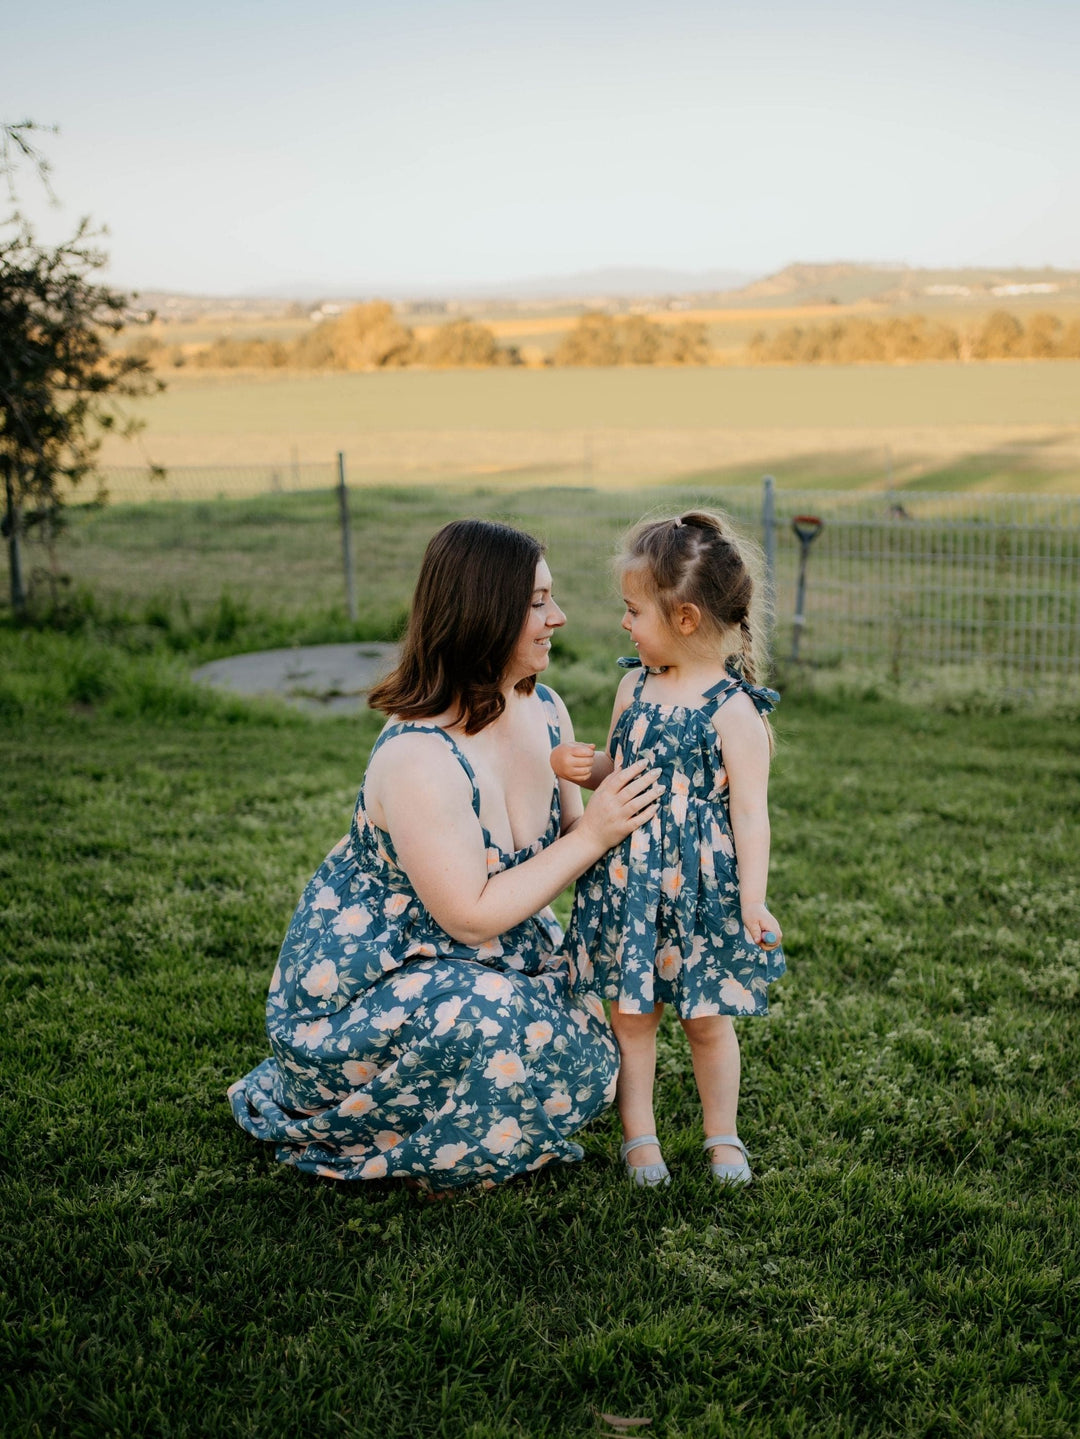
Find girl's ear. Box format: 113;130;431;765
675;602;702;636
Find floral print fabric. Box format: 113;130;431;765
565;663;786;1017
228;685;618;1189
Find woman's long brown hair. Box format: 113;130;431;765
368;519;544;734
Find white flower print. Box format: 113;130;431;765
432;1141;471;1170
300;958;340;1000
484;1116;522;1155
473;972;513;1004
524;1020;553;1050
484;1050;526;1089
332;904;372;938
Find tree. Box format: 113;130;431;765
2;123;163;616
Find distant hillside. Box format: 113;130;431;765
726;262;1080;308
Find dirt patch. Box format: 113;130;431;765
192;642;399;713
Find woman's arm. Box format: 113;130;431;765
714;694;781;947
368;732;661;947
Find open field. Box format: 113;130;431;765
3;625;1079;1438
97;364;1080;493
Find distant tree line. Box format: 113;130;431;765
134;303;713;371
552;313;710;366
131;303;1080;373
745;311;1080;364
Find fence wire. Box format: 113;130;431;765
8;462;1080;694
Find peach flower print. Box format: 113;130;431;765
300;958;340;1000
524;1020;553;1050
661;866;684;900
474;972;513;1004
373;1129;403;1151
484;1050;527;1088
656;943;682;981
670;770;690;825
629;713;649;747
475;938;505;962
608;856;628;890
712;766;729;795
342;1059;379;1085
542;1091;572;1117
293;1017;333;1047
359;1154;388;1179
719;977;756;1013
433;995;464;1036
333;905;372;938
339;1090;376;1117
403;942;437;959
581;992;606;1023
390;970;431;1000
432;1141;471;1169
484;1115;522;1155
371;1006;407;1032
383;893;410;919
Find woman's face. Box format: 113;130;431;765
508;559;565;681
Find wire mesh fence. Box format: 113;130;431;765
5;459;1079;696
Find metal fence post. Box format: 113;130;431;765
761;474;777;616
337;451;357;624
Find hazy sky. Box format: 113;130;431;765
3;0;1078;293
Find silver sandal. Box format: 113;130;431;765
620;1134;671;1187
704;1133;752;1186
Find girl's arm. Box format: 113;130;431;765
550;670;638;791
368;732;662;947
713;693;782;948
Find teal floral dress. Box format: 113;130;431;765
565;662;786;1017
229;686;618;1189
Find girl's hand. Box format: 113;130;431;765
550;741;596;784
578;759;662;851
742;901;782;950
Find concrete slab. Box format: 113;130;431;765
192;642;399;713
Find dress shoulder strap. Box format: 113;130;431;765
369;721;483;819
614;656;650;699
702;666;781;718
534;684;564;749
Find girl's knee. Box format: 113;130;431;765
610;1006;663;1042
681;1014;736;1049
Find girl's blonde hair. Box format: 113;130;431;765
619;508;775;746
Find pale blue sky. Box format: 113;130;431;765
3;0;1078;293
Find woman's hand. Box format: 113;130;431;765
741;901;782;950
550;741;596;785
577;759;662;851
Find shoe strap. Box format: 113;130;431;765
620;1134;661;1160
703;1134;748;1159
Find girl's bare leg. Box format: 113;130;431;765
680;1014;743;1166
609;1006;665;1167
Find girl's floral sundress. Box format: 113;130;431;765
229;685;618;1189
565;662;786;1017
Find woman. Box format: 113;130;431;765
229;519;662;1189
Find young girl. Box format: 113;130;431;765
551;510;784;1187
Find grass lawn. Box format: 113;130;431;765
2;628;1078;1437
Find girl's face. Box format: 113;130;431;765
621;571;674;668
509;559;565;680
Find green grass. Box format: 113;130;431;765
2;629;1078;1437
8;483;1079;707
